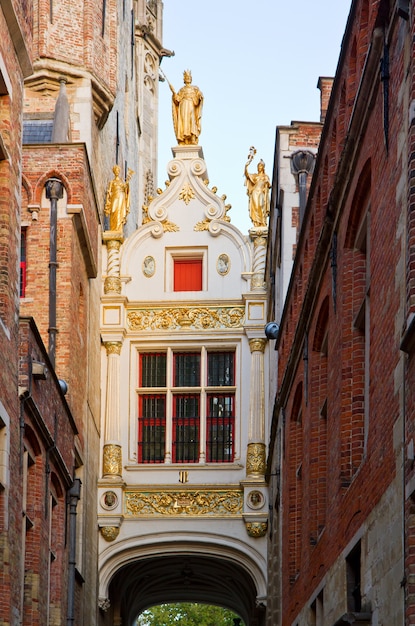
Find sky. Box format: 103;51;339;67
157;0;352;234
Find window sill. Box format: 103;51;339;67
125;461;244;471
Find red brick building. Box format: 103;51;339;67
0;0;33;623
0;0;166;623
266;0;415;623
18;317;80;624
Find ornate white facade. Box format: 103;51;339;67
98;144;270;625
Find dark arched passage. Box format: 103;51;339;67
101;553;266;626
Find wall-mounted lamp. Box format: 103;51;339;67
264;322;279;340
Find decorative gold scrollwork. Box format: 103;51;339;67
124;489;243;517
127;306;244;331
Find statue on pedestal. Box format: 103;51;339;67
165;69;203;146
105;165;134;232
244;147;271;228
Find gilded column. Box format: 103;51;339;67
103;233;124;294
250;231;268;291
103;341;123;477
246;337;267;478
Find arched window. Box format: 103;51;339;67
287;381;303;583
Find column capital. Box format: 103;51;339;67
103;232;124;246
249;338;266;353
104;340;122;355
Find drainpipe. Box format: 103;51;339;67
66;478;81;626
45;178;64;369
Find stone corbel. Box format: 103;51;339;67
28;204;41;221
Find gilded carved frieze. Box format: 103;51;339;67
124;489;243;517
127;305;244;331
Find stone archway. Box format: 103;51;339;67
98;545;267;626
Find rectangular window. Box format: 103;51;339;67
173;395;199;463
207;394;234;462
208;352;234;386
137;349;236;464
138;395;166;463
346;542;362;612
173;258;202;291
141;353;166;387
174;353;200;387
20;228;27;298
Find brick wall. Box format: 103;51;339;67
19;317;77;625
0;0;32;623
267;0;410;623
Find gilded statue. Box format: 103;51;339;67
167;69;203;145
244;147;271;228
105;165;134;232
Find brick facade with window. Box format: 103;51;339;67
266;1;415;624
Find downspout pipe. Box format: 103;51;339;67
45;178;64;369
66;478;81;626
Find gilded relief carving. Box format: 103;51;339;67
245;521;268;538
127;306;244;331
103;444;122;476
179;183;195;205
124;489;243;517
246;443;266;477
194;218;211;231
100;526;120;542
104;342;122;356
249;338;266;353
104;276;121;294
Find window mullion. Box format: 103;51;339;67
165;347;173;463
199;347;206;463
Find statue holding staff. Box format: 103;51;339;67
244;147;271;228
105;165;134;232
161;68;203;146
